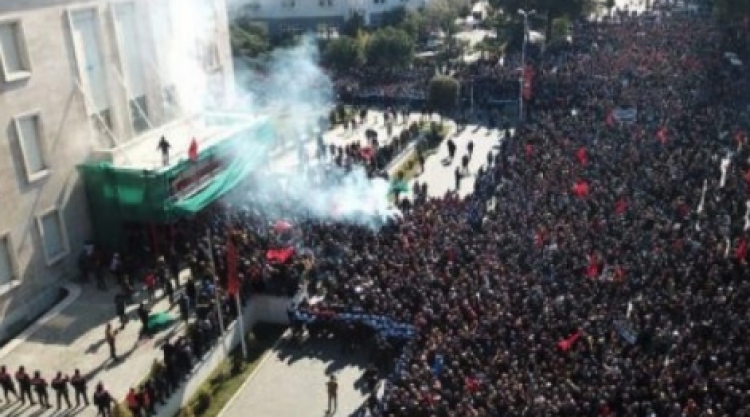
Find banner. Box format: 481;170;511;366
612;107;637;124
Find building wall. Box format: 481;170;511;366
0;0;234;343
237;0;428;37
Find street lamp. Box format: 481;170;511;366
517;9;535;124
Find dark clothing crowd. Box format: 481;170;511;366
311;10;750;417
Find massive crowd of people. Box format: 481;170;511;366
309;9;750;417
70;4;750;416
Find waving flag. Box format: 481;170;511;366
522;65;535;101
557;329;582;352
736;237;748;262
267;247;295;264
188;138;199;162
576;147;588;166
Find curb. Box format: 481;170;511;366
216;329;290;417
0;283;82;358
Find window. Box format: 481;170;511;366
113;3;150;133
162;85;179;120
282;0;296;8
95;108;113;132
129;96;149;133
0;20;31;82
0;234;15;289
37;209;69;264
204;42;220;71
68;9;111;116
13;113;48;182
319;0;333;6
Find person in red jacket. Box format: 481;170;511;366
15;366;34;405
31;370;50;408
0;365;18;403
125;387;140;417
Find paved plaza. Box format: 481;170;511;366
0;283;181;417
219;337;370;417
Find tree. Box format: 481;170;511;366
423;0;470;32
366;27;415;68
428;76;460;115
398;10;430;44
490;0;597;41
342;12;366;38
324;36;364;72
230;23;269;57
550;16;572;45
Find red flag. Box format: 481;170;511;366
522;65;534;101
576;147;588;166
557;329;581;351
585;253;599;279
656;126;668;144
525;143;533;159
188;138;199;162
736;238;748;262
615;198;628;215
360;147;374;161
573;180;589;198
266;247;295;264
605;110;615;127
226;235;239;296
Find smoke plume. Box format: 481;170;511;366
168;1;397;228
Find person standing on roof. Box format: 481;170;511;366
158;136;171;166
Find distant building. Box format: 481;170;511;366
234;0;429;38
0;0;234;342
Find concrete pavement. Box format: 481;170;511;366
407;122;504;199
219;336;370;417
0;280;182;417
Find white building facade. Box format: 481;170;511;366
0;0;234;342
235;0;428;38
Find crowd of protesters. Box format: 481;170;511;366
300;8;750;417
38;3;750;417
91;7;750;416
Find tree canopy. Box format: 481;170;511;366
428;75;460;113
366;27;415;68
324;36;364;72
230;22;269;57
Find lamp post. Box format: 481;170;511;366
517;9;535;124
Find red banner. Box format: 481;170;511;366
522;65;534;101
267;247;295;264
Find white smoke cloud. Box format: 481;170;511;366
165;1;397;227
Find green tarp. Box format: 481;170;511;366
78;122;274;249
169;125;274;216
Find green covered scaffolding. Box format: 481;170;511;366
78;122;274;249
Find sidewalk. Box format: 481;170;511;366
0;280;182;417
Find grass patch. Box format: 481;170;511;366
177;324;285;417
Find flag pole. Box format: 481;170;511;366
206;228;228;354
235;292;248;359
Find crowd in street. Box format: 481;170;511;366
118;8;750;416
308;10;750;417
33;5;750;417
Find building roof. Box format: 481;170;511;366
90;112;263;171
